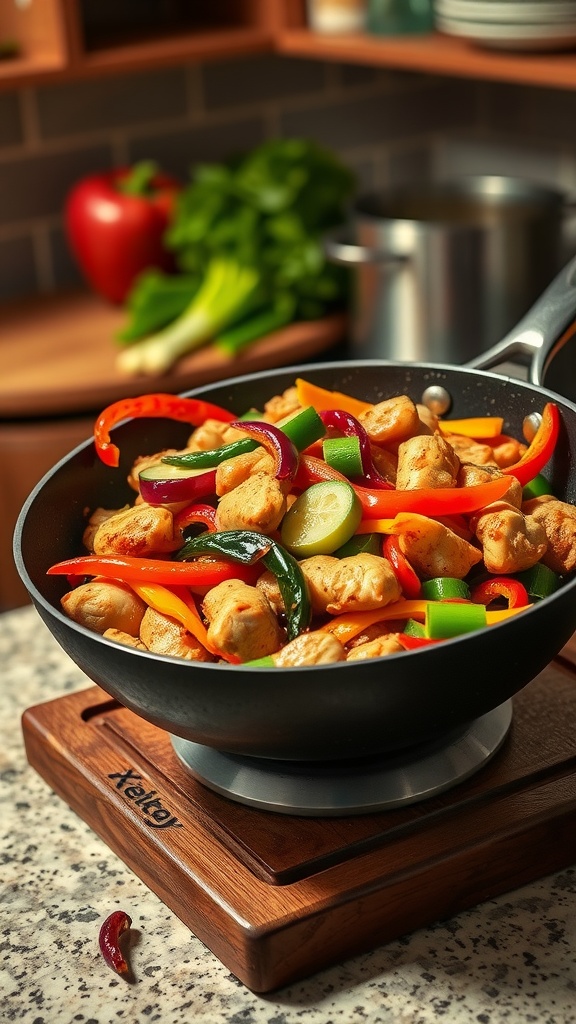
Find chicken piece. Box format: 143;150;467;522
263;387;301;423
62;580;146;636
473;501;547;574
139;606;214;662
215;471;287;534
396;434;460;491
92;503;178;557
346;633;405;661
273;631;346;667
458;463;523;509
103;628;148;650
391;513;482;579
82;506;129;552
186;418;247;451
300;553;401;616
202;579;283;661
359;394;424;446
443;434;498;467
492;438;526;469
215;448;276;496
346;621;406;648
521;495;576;574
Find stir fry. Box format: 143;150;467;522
47;378;576;667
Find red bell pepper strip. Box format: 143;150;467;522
173;502;217;543
319;409;393;489
228;420;299;482
94;393;235;467
354;475;511;519
383;535;421;599
293;454;349;490
470;576;529;609
47;554;258;590
502;402;560;487
396;633;442;650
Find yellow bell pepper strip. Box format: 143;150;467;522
295;377;373;417
319;599;530;644
437;416;504;439
47;554;259;590
93;392;236;468
176;529;311;641
502;401;560;486
469;576;529;610
128;581;237;662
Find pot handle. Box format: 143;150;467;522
466;253;576;387
323;228;408;268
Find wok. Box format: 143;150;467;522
13;256;576;762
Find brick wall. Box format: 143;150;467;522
1;54;576;301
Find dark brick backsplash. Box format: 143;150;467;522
0;58;574;301
202;55;326;109
35;68;189;140
0;235;37;300
0;92;23;148
127;116;267;181
0;145;113;224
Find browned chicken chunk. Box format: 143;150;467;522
359;394;424;446
215;448;276;496
273;631;346;666
215;471;287;534
473;501;547;574
300;553;401;616
103;628;148;650
391;513;482;579
346;633;405;661
458;463;522;509
92;503;178;556
61;579;146;636
139;606;214;661
396;434;460;491
202;579;284;662
521;495;576;574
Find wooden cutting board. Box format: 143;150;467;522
0;290;347;418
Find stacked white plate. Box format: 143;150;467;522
434;0;576;50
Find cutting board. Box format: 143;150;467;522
0;290;348;418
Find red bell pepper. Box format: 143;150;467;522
502;402;560;487
470;576;529;609
47;554;258;590
65;161;181;304
383;535;421;599
173;503;217;543
94;393;235;467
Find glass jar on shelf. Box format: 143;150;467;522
367;0;434;35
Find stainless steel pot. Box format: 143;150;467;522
326;175;569;364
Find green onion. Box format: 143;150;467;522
334;533;382;557
322;435;363;477
515;563;560;600
522;473;553;501
425;601;487;638
243;655;276;667
421;578;471;601
403;618;427;638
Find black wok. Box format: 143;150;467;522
13;257;576;762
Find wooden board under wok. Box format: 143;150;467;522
0;290;347;418
22;633;576;993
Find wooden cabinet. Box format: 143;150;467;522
1;0;576;91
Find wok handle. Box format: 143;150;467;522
466;254;576;387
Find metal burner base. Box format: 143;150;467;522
170;700;513;816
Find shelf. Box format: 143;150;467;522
275;28;576;90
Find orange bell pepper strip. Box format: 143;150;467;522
295;378;373;418
353;475;511;519
319;600;530;644
437;416;504;439
47;554;259;590
94;393;236;468
128;581;238;663
502;402;560;487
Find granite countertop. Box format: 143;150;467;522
3;603;576;1024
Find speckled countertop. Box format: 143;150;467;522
3;603;576;1024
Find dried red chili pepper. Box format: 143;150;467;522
99;910;132;975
